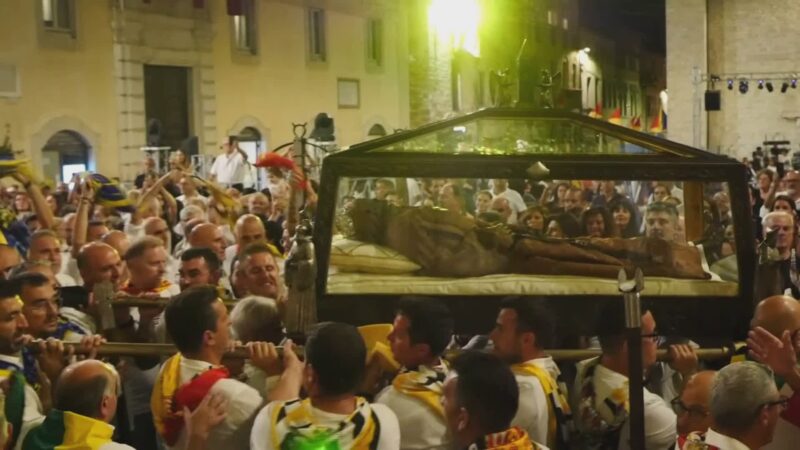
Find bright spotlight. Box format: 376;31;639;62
428;0;482;57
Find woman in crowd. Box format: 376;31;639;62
771;194;797;217
474;190;493;215
170;149;191;172
651;183;671;204
545;213;581;239
608;197;641;238
519;206;547;235
13;192;32;220
581;207;615;238
542;181;570;213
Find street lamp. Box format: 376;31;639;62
578;47;591;65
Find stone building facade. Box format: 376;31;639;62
667;0;800;158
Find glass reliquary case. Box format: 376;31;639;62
313;109;754;339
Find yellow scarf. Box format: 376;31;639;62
482;426;542;450
511;362;572;449
270;397;379;450
150;353;182;440
391;363;447;418
58;411;116;450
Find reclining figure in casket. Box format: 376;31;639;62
348;199;710;281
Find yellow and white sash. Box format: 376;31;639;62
270;397;380;450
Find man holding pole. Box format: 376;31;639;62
572;303;684;450
152;285;280;449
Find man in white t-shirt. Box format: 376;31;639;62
209;138;247;189
251;322;400;450
491;179;527;216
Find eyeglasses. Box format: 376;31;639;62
670;398;709;418
761;396;790;411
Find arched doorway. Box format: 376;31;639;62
237;126;264;190
41;130;90;184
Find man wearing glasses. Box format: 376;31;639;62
677;362;784;450
672;371;716;438
573;302;683;450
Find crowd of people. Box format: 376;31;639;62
0;140;795;450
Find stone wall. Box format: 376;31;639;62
667;0;800;158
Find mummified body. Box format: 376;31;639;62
348;200;709;280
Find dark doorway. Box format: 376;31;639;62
144;65;191;154
41;130;90;183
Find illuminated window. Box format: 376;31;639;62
42;0;75;35
547;10;557;26
308;8;327;62
562;18;569;30
232;0;256;54
366;18;383;67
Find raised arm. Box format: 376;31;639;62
12;171;54;231
71;180;94;258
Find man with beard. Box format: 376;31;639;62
178;247;223;292
489;297;572;449
0;279;78;450
13;272;88;343
0;279;41;450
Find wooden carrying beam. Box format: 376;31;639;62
110;297;237;309
40;341;742;362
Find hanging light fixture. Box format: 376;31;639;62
739;80;749;94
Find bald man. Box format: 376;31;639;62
102;230;131;259
23;359;133;449
490;197;514;224
224;215;267;274
750;295;800;450
752;295;800;339
674;371;716;437
78;242;125;293
189;223;227;266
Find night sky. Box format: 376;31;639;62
579;0;666;54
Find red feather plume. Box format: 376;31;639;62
256;152;308;190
